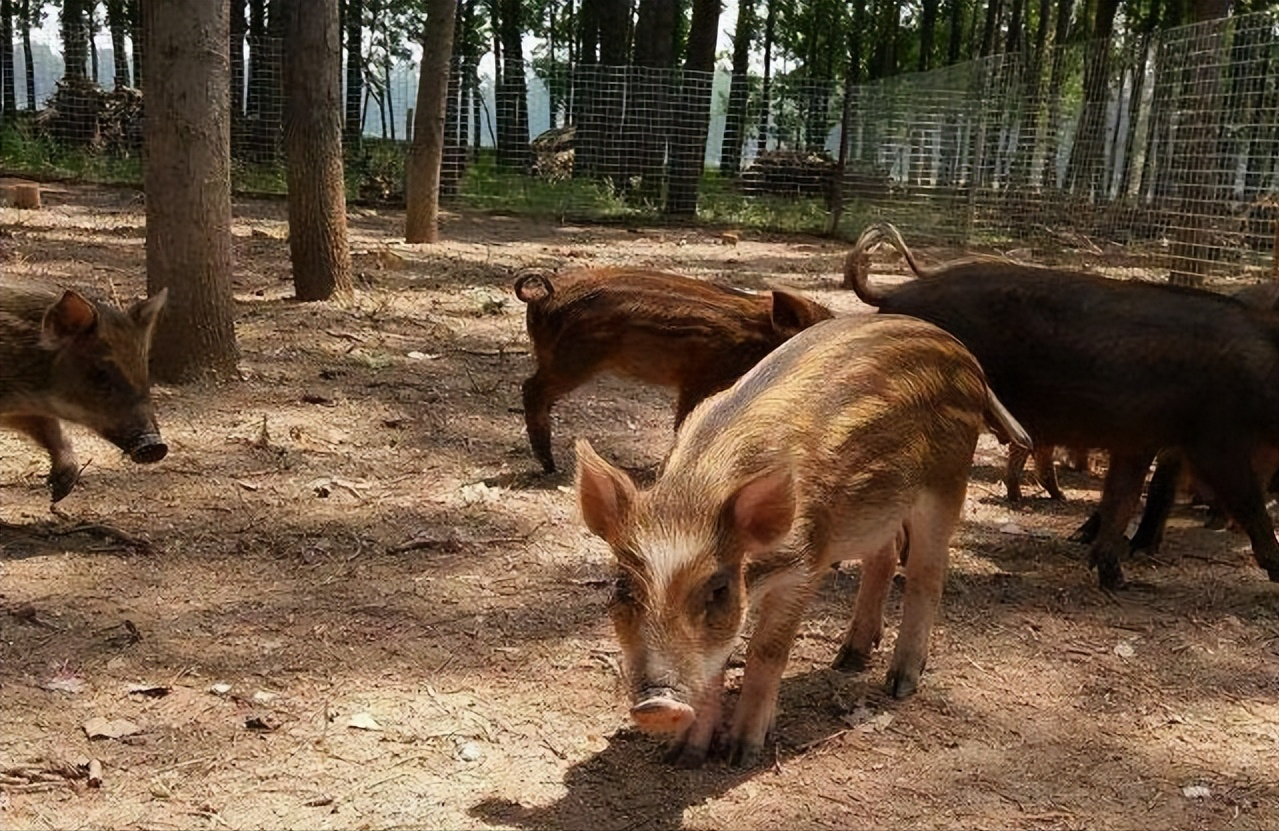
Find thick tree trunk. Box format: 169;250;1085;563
720;0;755;176
62;0;88;80
343;0;362;147
143;0;239;382
496;0;529;169
979;0;1002;57
1168;0;1233;284
231;0;246;149
1040;0;1075;190
920;0;940;71
946;0;965;65
108;0;130;87
755;0;775;156
406;0;457;243
283;0;353;300
129;0;142;88
1;0;15;113
1064;0;1120;199
21;0;33;108
664;0;720;216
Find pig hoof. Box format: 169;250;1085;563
47;466;80;503
886;667;921;699
1069;513;1101;544
725;739;764;768
831;644;872;673
1092;559;1128;591
663;741;708;769
630;697;695;734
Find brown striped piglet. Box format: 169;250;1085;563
575;313;1029;768
515;266;832;473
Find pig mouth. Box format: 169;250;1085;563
630;688;696;734
120;433;168;464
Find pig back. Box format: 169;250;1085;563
654;314;991;518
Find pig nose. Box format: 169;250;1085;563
128;434;168;464
630;692;696;734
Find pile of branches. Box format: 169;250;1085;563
529;125;575;182
35;78;143;155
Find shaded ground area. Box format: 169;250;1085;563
1;185;1276;830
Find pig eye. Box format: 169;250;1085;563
613;573;636;605
705;572;732;611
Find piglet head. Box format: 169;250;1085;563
575;438;796;736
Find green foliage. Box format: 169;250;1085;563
455;150;639;219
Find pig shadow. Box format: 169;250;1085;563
469;668;888;830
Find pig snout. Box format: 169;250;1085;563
127;434;168;464
630;688;696;734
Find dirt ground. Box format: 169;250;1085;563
0;184;1276;831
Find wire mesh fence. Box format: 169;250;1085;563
0;10;1274;281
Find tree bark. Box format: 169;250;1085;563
343;0;362;147
21;0;33;108
61;0;88;80
231;0;246;149
143;0;239;382
920;0;940;71
720;0;755;175
1040;0;1075;190
1168;0;1233;284
406;0;457;243
495;0;529;169
945;0;965;65
755;0;775;156
108;0;130;87
1;0;15;113
283;0;353;300
979;0;1003;57
664;0;719;215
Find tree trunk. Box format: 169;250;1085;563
622;0;676;196
920;0;940;71
1063;0;1120;199
129;0;142;88
143;0;239;382
246;0;265;115
231;0;246;149
21;0;32;108
1168;0;1233;284
496;0;529;169
664;0;719;215
755;0;775;156
829;19;863;236
946;0;965;65
979;0;1003;57
343;0;362;147
440;0;465;195
1005;0;1024;53
1;0;14;113
108;0;130;87
62;0;88;80
1040;0;1075;190
720;0;754;175
283;0;353;300
406;0;457;243
89;5;100;83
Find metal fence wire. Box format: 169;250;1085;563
0;10;1274;281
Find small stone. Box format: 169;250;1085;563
458;741;482;762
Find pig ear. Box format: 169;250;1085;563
725;466;796;555
129;287;169;333
42;290;99;344
770;290;828;334
575;438;637;545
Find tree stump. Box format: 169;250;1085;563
12;184;41;210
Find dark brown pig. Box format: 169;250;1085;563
575;314;1029;767
515;266;832;473
846;222;1279;590
0;285;169;502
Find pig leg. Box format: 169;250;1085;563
1128;450;1183;556
887;488;962;698
662;669;724;768
832;539;900;672
1003;444;1029;502
1033;445;1065;501
1;415;80;502
1190;451;1279;581
522;365;593;474
1086;451;1154;590
726;571;815;767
